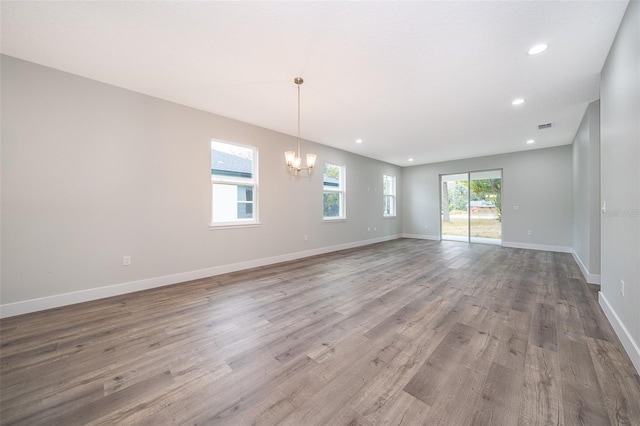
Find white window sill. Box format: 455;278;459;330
383;215;397;219
323;218;347;223
209;222;261;230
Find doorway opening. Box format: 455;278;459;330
440;169;502;244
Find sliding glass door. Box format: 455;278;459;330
440;173;469;242
441;169;502;244
469;170;502;244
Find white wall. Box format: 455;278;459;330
572;100;601;283
0;55;402;316
599;1;640;373
402;146;573;251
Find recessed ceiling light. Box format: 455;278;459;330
526;139;535;144
512;98;525;105
356;139;363;144
408;158;414;162
528;44;548;55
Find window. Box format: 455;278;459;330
211;140;258;226
323;162;345;219
383;174;396;217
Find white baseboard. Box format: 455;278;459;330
599;292;640;374
0;234;402;318
402;233;441;241
403;236;573;254
571;250;602;284
501;241;572;253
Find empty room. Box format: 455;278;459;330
1;1;639;425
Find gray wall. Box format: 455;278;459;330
599;0;640;370
1;55;402;309
572;100;601;282
402;146;573;250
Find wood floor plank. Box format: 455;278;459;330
371;390;432;426
587;337;640;425
518;345;564;426
428;367;487;425
560;336;612;425
1;239;639;425
555;299;586;344
403;321;489;406
480;314;528;373
55;370;174;426
562;381;611;426
278;334;404;426
343;350;417;420
512;278;538;313
530;302;558;352
472;362;524;426
559;338;600;389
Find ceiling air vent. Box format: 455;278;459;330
538;122;553;130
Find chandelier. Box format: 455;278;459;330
285;77;316;175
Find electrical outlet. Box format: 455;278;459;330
513;205;520;211
123;256;131;266
621;280;625;297
373;227;377;231
367;227;371;232
304;235;308;241
527;230;532;236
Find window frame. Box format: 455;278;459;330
383;174;397;218
323;162;346;221
210;139;259;229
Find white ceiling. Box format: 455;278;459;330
1;1;629;166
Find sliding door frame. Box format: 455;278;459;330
439;168;503;244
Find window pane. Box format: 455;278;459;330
211;140;258;225
383;175;396;216
212;183;240;222
237;185;253;202
323;163;341;188
384;195;391;215
237;202;253;219
213;184;255;221
211;141;254;179
323;162;345;219
383;175;395;195
324;192;341;217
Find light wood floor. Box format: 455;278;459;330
2;239;640;425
